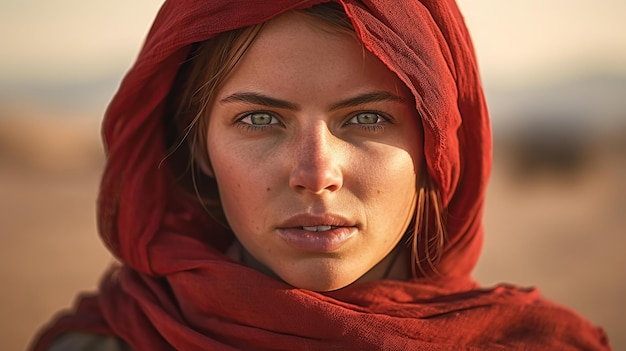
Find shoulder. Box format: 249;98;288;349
46;333;131;351
483;285;612;350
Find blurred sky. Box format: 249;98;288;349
1;0;626;87
0;0;164;83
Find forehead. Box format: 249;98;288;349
216;11;410;103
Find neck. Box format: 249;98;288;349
226;241;410;287
355;245;410;284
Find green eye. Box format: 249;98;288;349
240;112;278;126
249;113;274;125
348;112;382;124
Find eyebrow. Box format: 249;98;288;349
219;91;406;111
329;91;406;110
220;92;299;110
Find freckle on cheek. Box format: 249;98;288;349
266;187;271;192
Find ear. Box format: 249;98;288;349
196;158;214;177
193;146;214;177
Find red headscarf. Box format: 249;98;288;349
32;1;611;350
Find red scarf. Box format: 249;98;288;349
32;1;610;349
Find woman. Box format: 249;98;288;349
32;1;611;350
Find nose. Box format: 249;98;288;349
288;123;344;195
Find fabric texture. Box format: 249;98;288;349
32;0;611;350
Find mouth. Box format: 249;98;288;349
301;225;335;232
279;213;356;229
277;214;358;252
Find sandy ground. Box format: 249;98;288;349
0;115;624;350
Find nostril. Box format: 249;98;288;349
323;181;341;192
289;166;343;194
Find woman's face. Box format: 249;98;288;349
206;12;423;291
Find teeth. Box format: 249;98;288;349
301;225;333;232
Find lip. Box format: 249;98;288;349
277;213;358;252
279;213;355;228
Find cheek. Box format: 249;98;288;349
360;138;421;190
358;144;421;226
207;138;275;232
384;152;418;199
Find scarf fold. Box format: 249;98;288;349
31;0;610;349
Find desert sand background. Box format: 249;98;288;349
2;0;626;350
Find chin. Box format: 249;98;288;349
277;265;363;292
286;278;355;292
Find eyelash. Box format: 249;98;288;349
235;111;282;131
345;111;390;133
234;110;391;133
